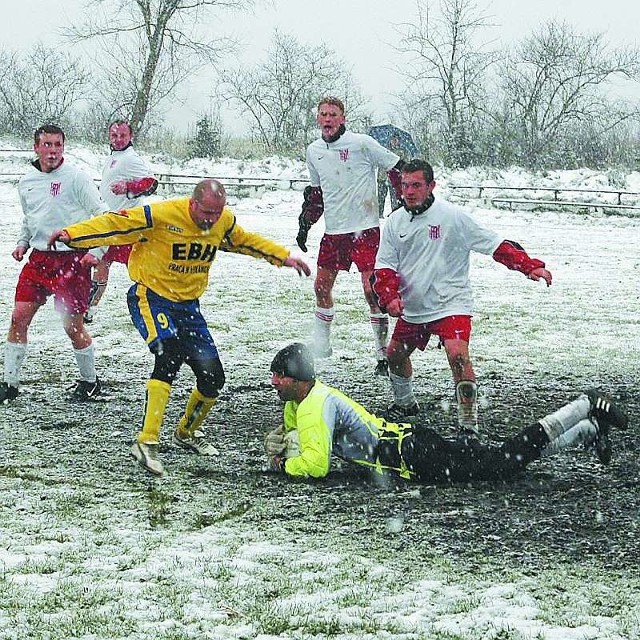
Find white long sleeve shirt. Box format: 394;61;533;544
306;131;399;234
375;198;502;324
17;160;109;254
100;145;155;210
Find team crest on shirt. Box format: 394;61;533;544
339;149;349;162
429;225;441;240
49;182;61;197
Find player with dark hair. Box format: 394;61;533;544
0;124;108;404
297;97;405;376
49;179;310;476
84;120;158;322
372;159;553;432
265;343;627;481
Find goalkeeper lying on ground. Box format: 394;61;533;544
265;343;628;482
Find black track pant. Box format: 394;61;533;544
396;423;550;483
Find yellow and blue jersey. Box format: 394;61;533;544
63;198;290;302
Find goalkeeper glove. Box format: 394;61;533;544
264;426;286;456
283;429;301;458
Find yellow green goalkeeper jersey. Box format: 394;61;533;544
63;198;290;302
281;380;413;479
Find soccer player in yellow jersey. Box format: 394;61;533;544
49;179;310;476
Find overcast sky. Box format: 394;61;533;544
3;0;639;134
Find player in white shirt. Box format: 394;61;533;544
373;160;553;431
296;97;404;376
85;120;157;322
0;125;109;404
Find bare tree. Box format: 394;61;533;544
393;0;497;166
0;44;90;137
65;0;256;134
222;30;368;153
498;19;640;167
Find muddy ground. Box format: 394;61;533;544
2;357;638;581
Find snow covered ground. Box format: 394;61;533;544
0;144;638;639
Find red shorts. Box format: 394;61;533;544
392;315;472;350
103;245;132;265
317;227;380;272
15;250;92;315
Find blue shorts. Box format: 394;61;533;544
127;284;218;360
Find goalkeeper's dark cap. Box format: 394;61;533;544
271;343;315;381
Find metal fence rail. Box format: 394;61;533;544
0;169;309;197
2;155;639;213
448;184;640;213
154;173;308;197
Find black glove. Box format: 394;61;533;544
296;212;313;252
296;186;324;251
296;219;310;252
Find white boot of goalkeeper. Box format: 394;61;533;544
456;380;478;433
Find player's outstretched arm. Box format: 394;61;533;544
47;230;71;250
527;267;553;287
492;240;552;287
284;256;311;277
371;268;402;313
386;298;405;317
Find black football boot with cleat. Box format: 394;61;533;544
585;389;628;465
69;378;102;402
374;359;389;377
586;389;628;431
0;382;19;404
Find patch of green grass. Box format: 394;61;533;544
193;502;251;528
144;486;181;528
445;593;483;614
49;491;93;519
296;615;344;636
486;628;528;640
16;557;61;575
256;601;301;635
336;587;376;608
0;465;67;486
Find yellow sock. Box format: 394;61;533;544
176;388;217;438
138;379;172;444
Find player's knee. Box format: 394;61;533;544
151;362;180;385
449;351;470;367
151;341;183;384
363;288;378;309
196;359;225;397
386;342;408;365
